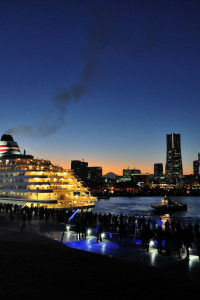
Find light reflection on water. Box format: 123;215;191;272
93;196;200;225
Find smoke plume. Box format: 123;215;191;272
7;10;128;138
7;6;161;138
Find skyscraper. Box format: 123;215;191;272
198;152;200;161
87;167;102;181
166;133;183;181
154;163;163;177
71;160;88;181
193;152;200;176
193;160;199;177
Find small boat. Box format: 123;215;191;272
151;195;187;213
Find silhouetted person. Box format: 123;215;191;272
27;211;32;225
151;218;156;232
165;219;170;230
81;217;87;239
156;226;163;254
171;218;176;236
20;213;26;232
194;222;199;238
141;224;151;252
183;225;193;259
175;224;183;258
196;231;200;260
75;217;81;240
118;219;125;246
96;221;103;242
165;226;172;255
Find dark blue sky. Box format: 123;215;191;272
1;0;200;174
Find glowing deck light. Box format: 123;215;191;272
68;208;79;221
22;202;28;208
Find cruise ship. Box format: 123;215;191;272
0;134;97;210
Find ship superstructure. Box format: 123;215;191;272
0;134;97;210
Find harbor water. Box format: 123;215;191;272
93;196;200;225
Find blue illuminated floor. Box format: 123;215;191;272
6;218;199;279
39;228;200;279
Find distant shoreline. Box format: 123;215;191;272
96;193;200;198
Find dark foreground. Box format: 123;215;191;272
0;230;199;299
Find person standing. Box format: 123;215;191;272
141;224;151;252
118;219;125;246
174;223;183;259
19;213;26;232
196;230;200;260
97;221;103;243
165;225;172;255
81;217;87;239
75;217;81;240
156;226;163;254
183;225;193;259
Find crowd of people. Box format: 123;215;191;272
72;211;200;259
137;216;200;259
0;203;200;259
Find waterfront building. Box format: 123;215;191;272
166;133;183;182
0;134;97;210
154;163;163;177
116;174;149;186
123;169;141;177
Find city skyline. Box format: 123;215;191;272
12;131;198;176
1;1;200;175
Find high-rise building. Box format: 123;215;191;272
71;160;103;182
71;160;88;181
193;152;200;176
87;167;102;181
154;163;163;177
166;133;183;181
123;169;141;177
198;152;200;161
193;160;199;177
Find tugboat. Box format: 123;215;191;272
151;195;187;213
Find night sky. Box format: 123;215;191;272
1;0;200;175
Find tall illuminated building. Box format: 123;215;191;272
166;133;183;182
193;152;200;176
154;163;163;177
71;160;88;181
193;160;199;176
